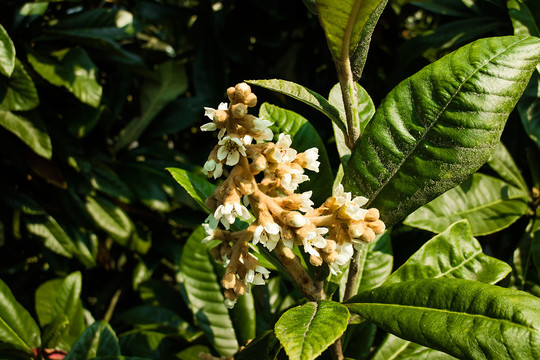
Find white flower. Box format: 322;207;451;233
281;167;309;191
298;191;314;212
303;148;320;172
246;265;270;286
217;136;247;166
302;227;328;257
342;198;369;220
202;223;215;243
210;202;251;230
333;183;351;206
252;118;274;141
253;222;281;251
224;298;237;309
328;243;354;275
201;102;228;132
271;133;297;163
202;159;223;179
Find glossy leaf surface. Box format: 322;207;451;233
247;79;345;134
167;167;216;213
260;102;333;205
404;174;529;235
517;70;540;150
0;60;38;111
65;321;120;360
178;227;238;356
487;141;529;191
345;36;540;227
315;0;387;61
386;220;511;285
347;278;540;360
508;0;540;37
0;110;52;159
275;300;349;360
0;24;15;77
0;278;41;353
372;334;457;360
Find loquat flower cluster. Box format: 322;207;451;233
200;83;385;307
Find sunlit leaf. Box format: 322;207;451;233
65;321;120;360
0;24;15;77
0;60;39;111
167;167;216;213
344;36;540;227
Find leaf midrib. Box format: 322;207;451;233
434;190;529;218
299;303;319;358
0;316;31;351
352;302;538;332
365;37;530;207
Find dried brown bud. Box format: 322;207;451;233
234;279;247;296
245;93;257;107
367;219;386;234
310;254;323;266
365;208;380;222
221;272;236;289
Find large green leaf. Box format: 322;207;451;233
25;215;76;258
0;278;41;353
347;278;540;360
274;300;349;360
259;102;333;205
246;79;346;134
167;167;216;213
27;47;102;107
0;60;39;111
344;36;540;227
0;110;52;159
404;174;530;236
0;24;15;77
65;321;120;360
386;220;511;285
315;0;387;62
517;70;540;150
487;141;529;191
508;0;540;37
328;82;375;162
178;227;238;356
35;272;85;351
371;334;458;360
85;195;134;244
115;61;187;151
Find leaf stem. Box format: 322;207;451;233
343;243;367;300
337;0;363;149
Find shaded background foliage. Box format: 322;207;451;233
1;0;539;359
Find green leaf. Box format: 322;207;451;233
115;61;188;151
356;231;393;293
0;60;39;111
371;333;458;360
274;300;349;360
246;79;346;134
259;102;333;205
27;47;102;107
89;163;134;203
166;167;216;213
178;227;238;356
65;321;120;360
517;70;540;150
328;82;375;162
508;0;540;37
315;0;387;62
229;291;255;347
236;330;282;360
404;174;530;236
85;195;134;244
25;215;76;258
35;272;85;350
347;278;540;360
386;219;511;285
0;278;41;353
0;24;15;77
488;141;529;191
0;110;52;159
344;36;540;227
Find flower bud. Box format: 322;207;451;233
234;279;247;296
323;250;337;263
245;93;257;107
235;83;251;102
283;211;307;228
310;254;323;266
365;208;380;222
349;222;365;238
359;227;376;243
281;246;296;263
214;109;229;124
227;87;236;101
251;153;267;172
322;239;336;254
367;219;386;234
231;103;248;118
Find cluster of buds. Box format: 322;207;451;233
200;83;385;307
